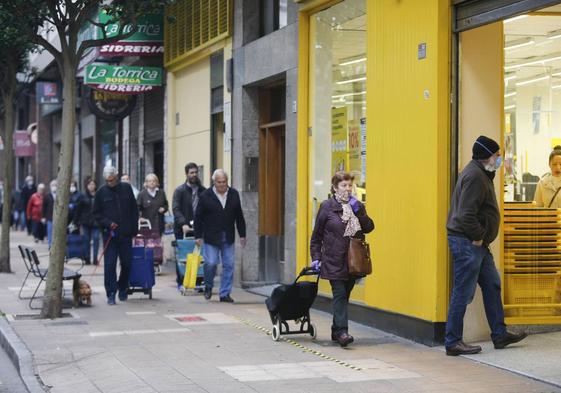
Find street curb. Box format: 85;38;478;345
0;316;48;392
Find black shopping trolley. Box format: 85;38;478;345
265;267;320;341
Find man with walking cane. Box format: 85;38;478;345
93;166;139;305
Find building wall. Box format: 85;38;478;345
165;57;212;199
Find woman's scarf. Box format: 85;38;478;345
147;187;158;198
334;190;361;237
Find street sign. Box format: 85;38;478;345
13;131;35;157
84;64;163;86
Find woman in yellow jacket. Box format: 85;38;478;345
534;148;561;208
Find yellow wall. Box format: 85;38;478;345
364;0;451;322
166;56;212;199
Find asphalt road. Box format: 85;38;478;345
0;344;28;393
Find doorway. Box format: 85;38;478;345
258;85;286;283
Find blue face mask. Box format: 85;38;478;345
494;156;503;170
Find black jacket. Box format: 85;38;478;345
310;197;375;280
74;192;96;227
93;182;139;238
172;182;205;234
42;193;55;221
447;160;500;245
68;191;81;224
20;184;36;211
194;187;246;246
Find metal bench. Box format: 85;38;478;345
24;247;81;310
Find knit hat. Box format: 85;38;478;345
472;135;500;160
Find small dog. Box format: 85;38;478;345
73;279;92;307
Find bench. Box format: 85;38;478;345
19;245;82;309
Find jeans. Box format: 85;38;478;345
103;234;132;297
445;235;507;347
47;221;53;248
202;232;235;298
329;279;356;335
82;225;100;263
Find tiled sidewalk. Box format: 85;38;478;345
0;230;560;393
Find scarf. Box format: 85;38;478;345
147;188;158;198
334;190;361;237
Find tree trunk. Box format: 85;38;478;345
0;71;16;274
40;61;76;319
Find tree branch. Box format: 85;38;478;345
76;16;138;62
33;34;64;77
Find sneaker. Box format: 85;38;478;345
107;294;116;305
118;290;128;302
493;331;528;349
445;341;482;356
204;287;212;300
219;295;234;303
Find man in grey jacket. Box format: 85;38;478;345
445;135;527;356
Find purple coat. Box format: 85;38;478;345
310;197;375;280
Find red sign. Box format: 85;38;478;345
13;131;35;157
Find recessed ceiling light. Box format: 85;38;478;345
504;15;528;24
505;54;561;70
336;76;366;85
504;37;535;51
516;75;549;86
548;29;561;40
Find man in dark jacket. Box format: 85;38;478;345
93;166;139;305
194;169;245;302
20;176;36;235
41;180;57;247
445;135;526;356
172;162;205;288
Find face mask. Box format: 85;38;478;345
70;186;77;193
27;181;33;186
51;186;57;193
484;156;502;172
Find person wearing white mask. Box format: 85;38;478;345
20;175;36;235
445;135;526;356
68;181;81;232
42;179;57;247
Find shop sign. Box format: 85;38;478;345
98;11;163;56
13;131;35;157
348;120;361;175
92;83;156;95
36;82;61;105
360;118;366;183
87;88;137;120
84;64;163;86
331;107;348;173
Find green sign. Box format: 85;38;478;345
99;11;163;42
85;64;163;86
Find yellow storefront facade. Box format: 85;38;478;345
295;0;561;343
164;0;232;196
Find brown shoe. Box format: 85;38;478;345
493;331;527;349
445;341;482;356
335;332;354;347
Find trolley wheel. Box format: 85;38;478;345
149;289;153;299
309;323;317;340
271;320;281;341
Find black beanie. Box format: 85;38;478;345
472;135;500;160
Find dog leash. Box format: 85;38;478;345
88;231;114;280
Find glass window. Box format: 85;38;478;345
504;14;561;202
309;0;367;220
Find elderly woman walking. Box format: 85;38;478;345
137;173;169;235
310;171;374;347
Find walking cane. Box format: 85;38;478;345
88;230;114;280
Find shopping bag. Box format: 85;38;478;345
183;245;202;289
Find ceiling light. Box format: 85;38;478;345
504;53;561;70
504;15;528;24
336;76;366;85
516;75;549;86
504;37;535;51
339;57;366;66
332;91;366;99
553;84;561;89
505;105;516;110
504;74;517;82
548;29;561;40
504;92;517;98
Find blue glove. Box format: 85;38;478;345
349;196;360;213
311;260;321;271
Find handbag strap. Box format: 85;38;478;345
548;187;561;208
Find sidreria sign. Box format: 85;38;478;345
87;87;137;120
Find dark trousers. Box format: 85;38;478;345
329;279;356;335
82;225;100;263
26;212;33;235
445;235;507;347
103;234;132;297
31;220;44;241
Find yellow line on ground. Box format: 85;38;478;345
236;317;362;371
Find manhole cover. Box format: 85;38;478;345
175;315;206;322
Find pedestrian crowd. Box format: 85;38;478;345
2;137;533;354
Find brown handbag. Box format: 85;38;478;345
347;238;372;277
